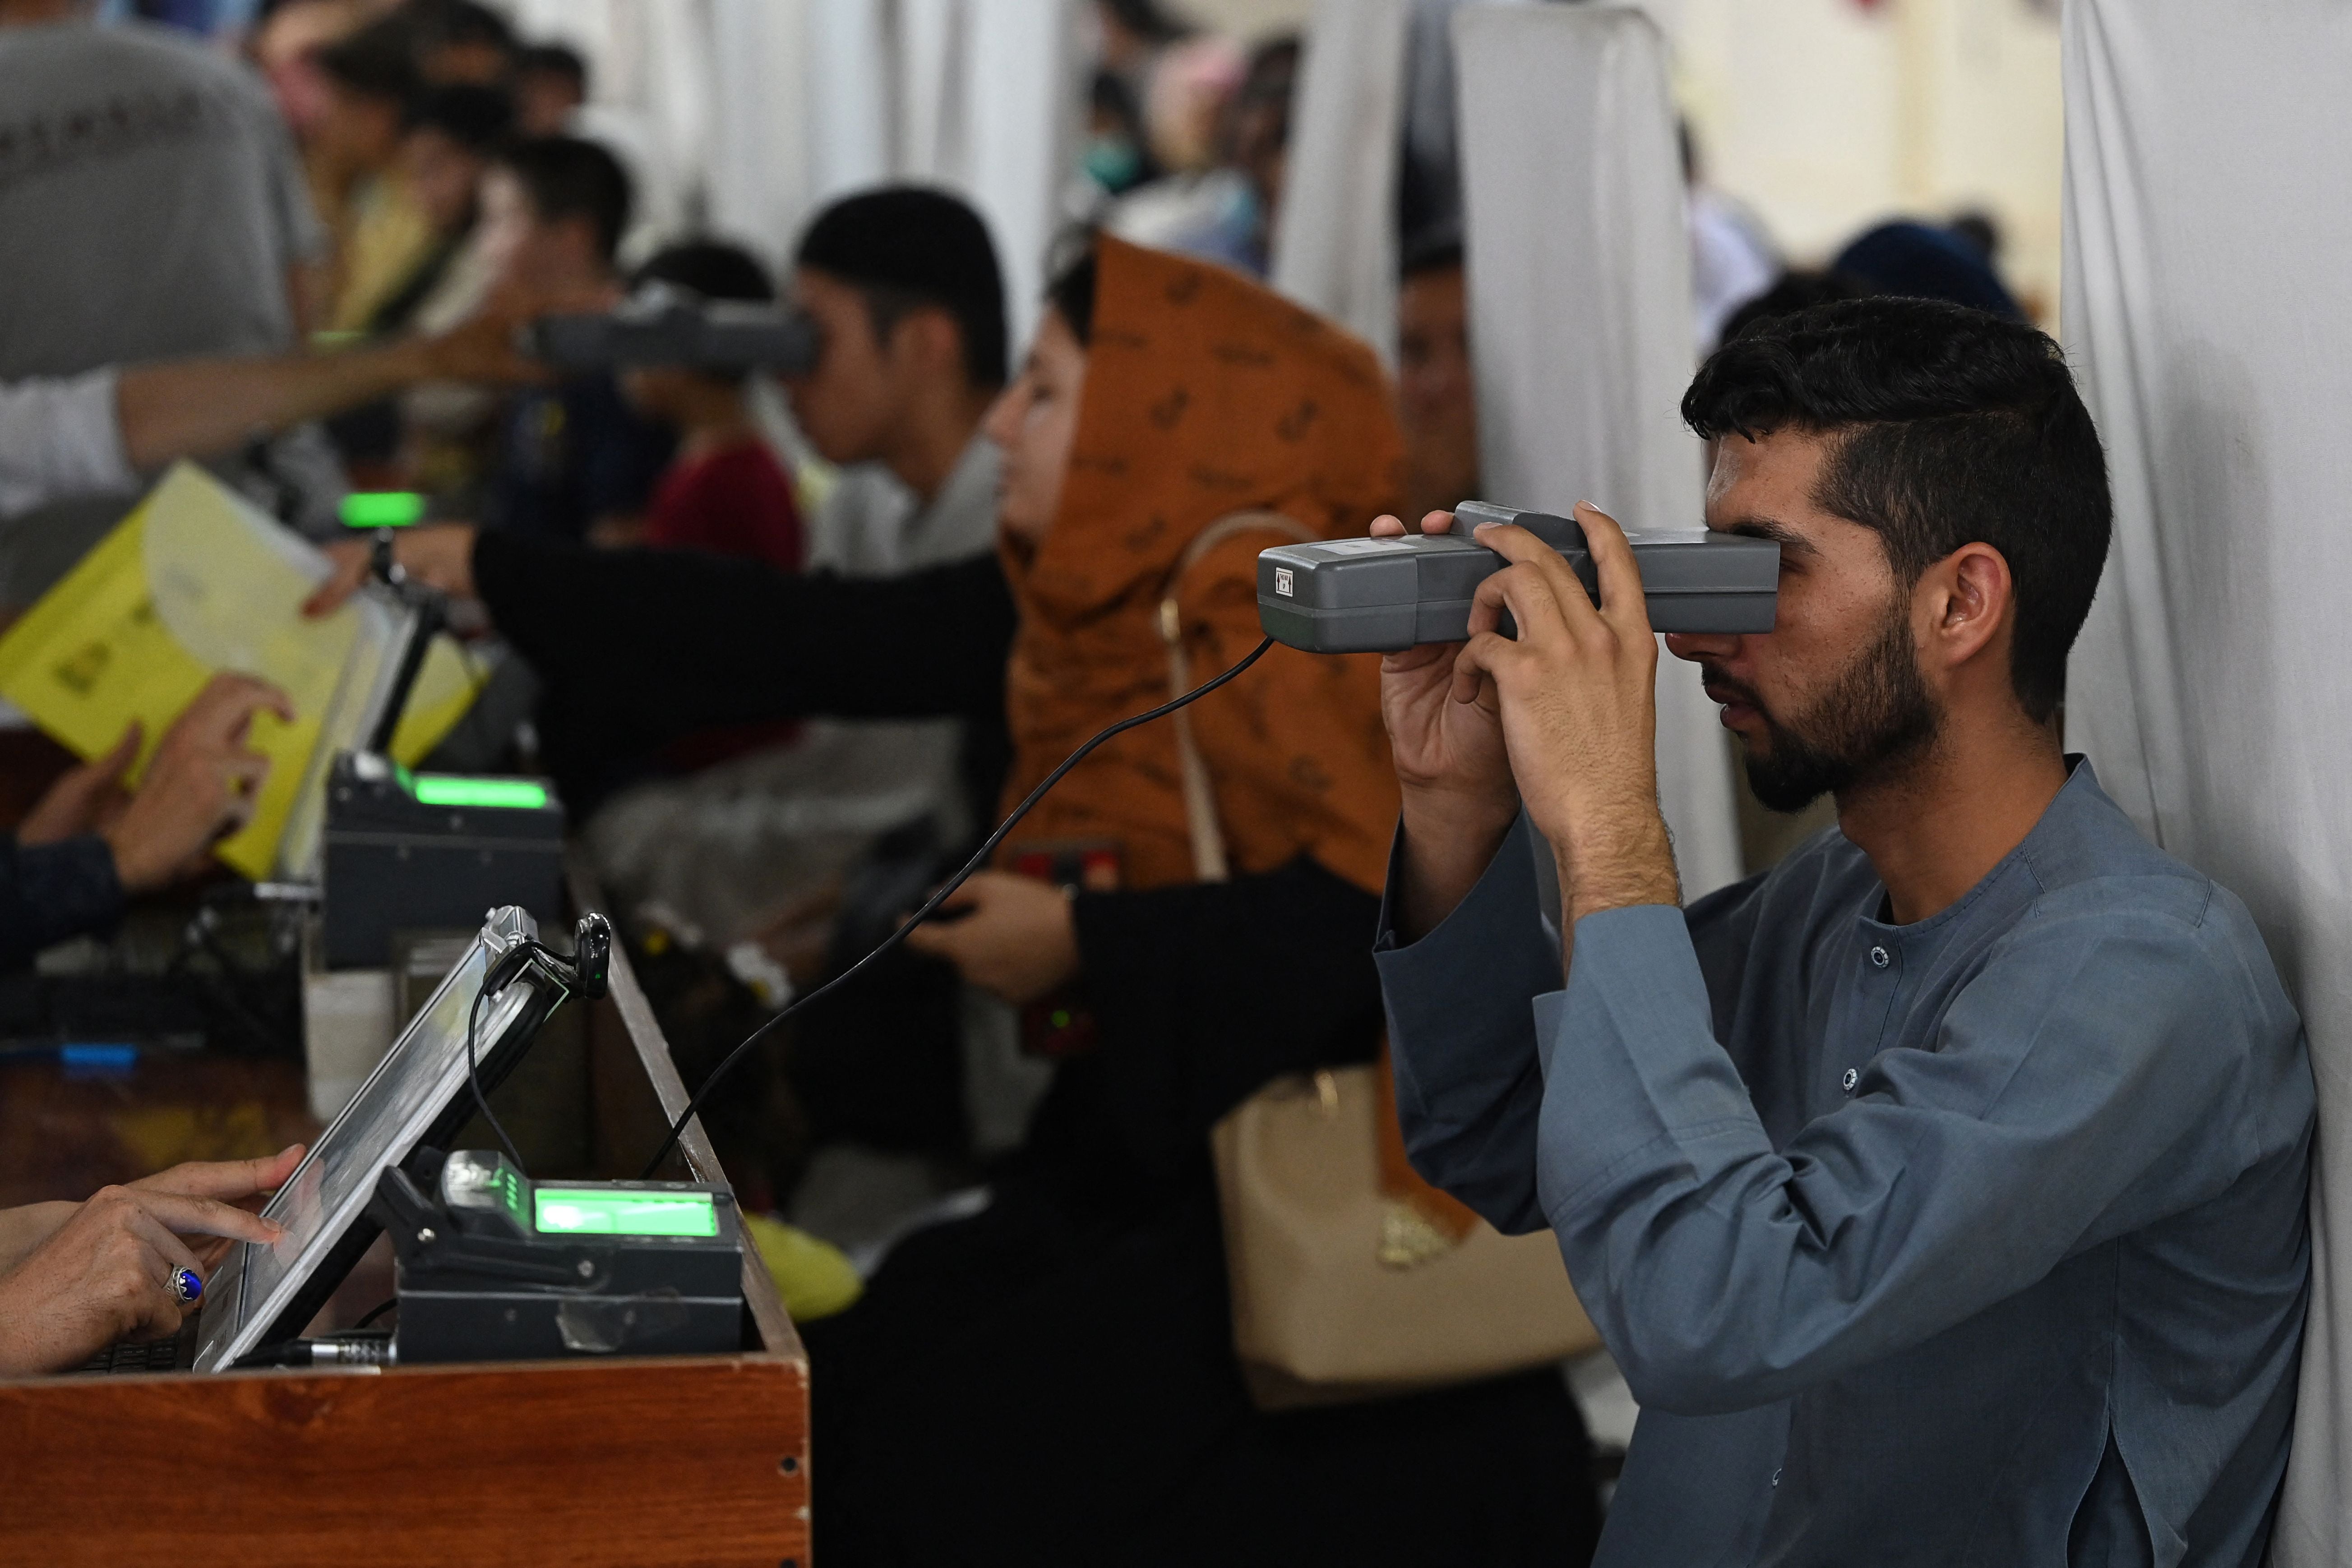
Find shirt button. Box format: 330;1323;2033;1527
1842;1067;1859;1094
1869;945;1890;969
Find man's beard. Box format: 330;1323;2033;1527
1707;601;1941;814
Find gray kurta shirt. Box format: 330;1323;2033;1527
1377;761;2311;1567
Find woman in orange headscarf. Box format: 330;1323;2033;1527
811;239;1598;1566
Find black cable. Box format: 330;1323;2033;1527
353;1297;397;1329
466;982;527;1172
639;633;1279;1178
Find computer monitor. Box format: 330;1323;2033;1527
192;907;564;1372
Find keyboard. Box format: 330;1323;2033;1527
75;1324;196;1375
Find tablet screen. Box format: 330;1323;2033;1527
193;913;544;1370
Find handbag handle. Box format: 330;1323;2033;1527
1157;511;1317;882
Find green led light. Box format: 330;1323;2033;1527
534;1189;718;1238
412;774;550;811
340;491;426;529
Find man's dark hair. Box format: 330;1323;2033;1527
318;19;423;111
415;0;515;53
796;187;1008;388
633;240;775;305
516;42;590;93
1682;297;2110;724
411;83;514;150
1719;269;1876;346
494;136;633;264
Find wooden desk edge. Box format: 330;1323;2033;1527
565;856;807;1368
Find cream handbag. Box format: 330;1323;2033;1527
1163;514;1603;1413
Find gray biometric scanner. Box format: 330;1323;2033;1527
1256;500;1779;654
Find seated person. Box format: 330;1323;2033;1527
321;185;1013;824
0;1144;303;1375
473;135;673;546
1375;299;2310;1561
611;241;804;572
780;186;1007;576
309;235;1601;1565
2;673;293;969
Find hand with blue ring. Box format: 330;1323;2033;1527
0;1145;302;1376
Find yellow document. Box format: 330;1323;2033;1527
0;464;480;880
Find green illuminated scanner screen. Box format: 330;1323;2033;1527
534;1189;719;1238
412;774;550;811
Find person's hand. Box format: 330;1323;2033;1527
103;673;295;892
15;724;141;846
0;1147;298;1376
904;871;1081;1007
412;309;549;387
130;1143;305;1270
1373;509;1521;937
300;524;480;619
1451;502;1680;926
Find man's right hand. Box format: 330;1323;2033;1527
103;673;295;892
0;1166;291;1376
1375;509;1521;940
300;525;481;619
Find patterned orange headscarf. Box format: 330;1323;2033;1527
997;236;1404;895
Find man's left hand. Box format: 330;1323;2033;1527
904;871;1081;1006
1451;501;1682;924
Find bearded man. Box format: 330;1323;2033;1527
1371;297;2313;1566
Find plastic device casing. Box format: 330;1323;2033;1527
1257;501;1779;653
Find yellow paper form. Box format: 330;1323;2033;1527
0;464;480;880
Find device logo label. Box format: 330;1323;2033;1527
1274;568;1294;598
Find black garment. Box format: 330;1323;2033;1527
0;835;122;970
470;530;1600;1564
470;530;1014;820
807;859;1599;1566
487;375;675;544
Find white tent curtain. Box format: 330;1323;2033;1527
1269;0;1410;365
1452;3;1743;900
496;0;1074;337
703;0;818;268
2059;5;2352;1562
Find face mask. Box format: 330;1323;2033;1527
1084;136;1143;194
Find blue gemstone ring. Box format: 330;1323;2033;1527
168;1268;202;1306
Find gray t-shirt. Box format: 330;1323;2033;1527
0;19;324;377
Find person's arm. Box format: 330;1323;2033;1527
1373;813;1566;1234
1542;894;2298;1416
0;838;125;971
0;674;294;968
468;529;1018;734
113;315;537;470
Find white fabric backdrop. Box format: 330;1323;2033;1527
2060;6;2352;1562
1453;4;1742;899
500;0;1073;343
1270;0;1409;364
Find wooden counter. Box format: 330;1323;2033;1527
0;870;810;1566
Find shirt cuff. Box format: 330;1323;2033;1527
0;835;125;967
